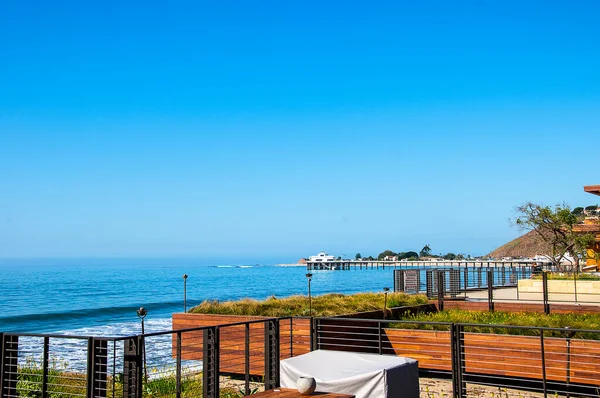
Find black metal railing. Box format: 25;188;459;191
311;316;600;398
1;317;294;398
397;267;600;310
4;316;600;398
394;266;534;297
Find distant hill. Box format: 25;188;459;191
488;230;551;258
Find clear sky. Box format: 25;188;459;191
1;1;599;262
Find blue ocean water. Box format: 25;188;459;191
0;259;399;335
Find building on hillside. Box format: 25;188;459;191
308;251;336;263
574;185;600;270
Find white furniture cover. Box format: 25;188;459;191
280;350;419;398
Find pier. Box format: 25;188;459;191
306;259;549;271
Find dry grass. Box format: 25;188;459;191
189;292;429;317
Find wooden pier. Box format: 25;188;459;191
306;259;548;271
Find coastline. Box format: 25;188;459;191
275;263;306;267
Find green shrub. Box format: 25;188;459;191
190;292;429;317
532;272;600;280
397;309;600;339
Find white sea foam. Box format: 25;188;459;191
54;317;173;337
16;318;178;372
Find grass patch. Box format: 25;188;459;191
16;357;87;398
190;292;429;317
15;363;250;398
397;309;600;339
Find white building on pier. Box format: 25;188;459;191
308;251;336;263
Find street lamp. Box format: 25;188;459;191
383;287;390;319
306;273;313;317
136;307;148;381
183;274;188;313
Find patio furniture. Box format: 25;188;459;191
280;350;419;398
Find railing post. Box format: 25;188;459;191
487;269;494;312
123;336;143;398
455;324;466;398
264;319;280;390
378;322;383;355
203;327;220;398
463;267;468;298
542;272;550;314
0;332;2;398
42;336;49;398
176;332;182;398
87;338;108;398
310;318;318;351
574;271;578;303
1;334;18;398
540;331;547;398
450;325;458;398
289;318;293;358
437;270;445;311
245;324;250;396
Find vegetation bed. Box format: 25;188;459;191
531;272;600;280
398;309;600;339
190;292;429;317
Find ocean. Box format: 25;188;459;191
0;258;398;335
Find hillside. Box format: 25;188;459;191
488;230;551;258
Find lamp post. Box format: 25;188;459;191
306;273;313;317
383;287;390;319
136;307;148;381
183;274;188;313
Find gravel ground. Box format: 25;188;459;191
419;378;546;398
222;377;548;397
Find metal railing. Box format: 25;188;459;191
1;317;297;398
312;316;600;398
398;268;600;311
4;316;600;398
394;266;534;297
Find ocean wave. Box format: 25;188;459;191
56;317;173;337
0;300;188;334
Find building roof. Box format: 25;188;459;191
584;185;600;196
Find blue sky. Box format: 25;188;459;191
1;1;599;261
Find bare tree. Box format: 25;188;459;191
513;202;595;271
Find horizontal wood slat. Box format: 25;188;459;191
172;314;311;375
